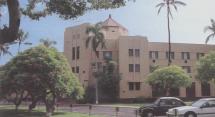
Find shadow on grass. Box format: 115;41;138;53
0;109;67;117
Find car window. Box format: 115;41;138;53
159;99;172;106
208;100;215;107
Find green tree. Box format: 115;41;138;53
86;22;106;57
146;65;191;96
204;19;215;44
156;0;186;65
0;45;84;117
98;60;120;102
196;51;215;83
0;0;130;47
40;38;56;48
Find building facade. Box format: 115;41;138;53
64;15;215;99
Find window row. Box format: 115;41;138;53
72;46;80;60
149;51;205;60
151;82;211;97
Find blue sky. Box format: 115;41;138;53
0;0;215;65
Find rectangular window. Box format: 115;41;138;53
129;49;134;56
76;66;79;73
103;51;112;60
76;46;80;59
149;51;158;59
182;52;190;60
201;83;211;96
135;64;140;72
182;66;191;73
197;53;205;60
128;82;141;91
129;82;134;91
72;47;75;60
135;82;141;90
72;67;75;73
129;64;134;72
135;49;140;57
166;52;175;59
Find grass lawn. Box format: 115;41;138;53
0;105;102;117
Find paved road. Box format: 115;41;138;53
59;105;166;117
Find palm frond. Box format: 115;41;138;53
204;26;213;33
205;33;215;44
156;3;165;14
174;1;186;6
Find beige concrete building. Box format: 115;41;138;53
64;15;215;99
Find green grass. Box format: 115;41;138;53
0;105;102;117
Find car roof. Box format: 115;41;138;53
199;98;215;101
159;97;181;100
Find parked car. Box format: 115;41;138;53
167;98;215;117
138;97;186;117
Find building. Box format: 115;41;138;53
64;15;215;99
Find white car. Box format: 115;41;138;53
167;98;215;117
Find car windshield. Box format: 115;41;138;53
154;98;160;105
192;100;207;107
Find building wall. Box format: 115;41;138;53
64;22;215;99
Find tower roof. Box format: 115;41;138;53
102;14;128;31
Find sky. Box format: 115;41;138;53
0;0;215;65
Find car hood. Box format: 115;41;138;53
174;106;198;111
168;106;198;114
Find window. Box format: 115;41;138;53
186;82;196;97
197;53;205;60
201;83;210;96
72;67;75;73
182;52;190;60
129;64;134;72
149;51;159;59
128;82;141;91
166;52;175;59
128;49;133;56
182;66;191;73
135;82;141;90
129;82;134;91
76;66;79;73
76;46;80;59
135;49;140;57
135;64;140;72
72;47;76;60
103;51;112;60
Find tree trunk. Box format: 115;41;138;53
0;0;20;44
167;4;171;66
44;95;56;117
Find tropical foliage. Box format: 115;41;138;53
86;22;106;57
0;0;131;48
196;51;215;83
156;0;186;65
0;45;84;116
204;19;215;44
146;65;191;96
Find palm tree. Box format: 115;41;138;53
17;30;32;52
86;22;106;57
85;22;106;104
156;0;186;65
40;38;57;48
204;19;215;44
